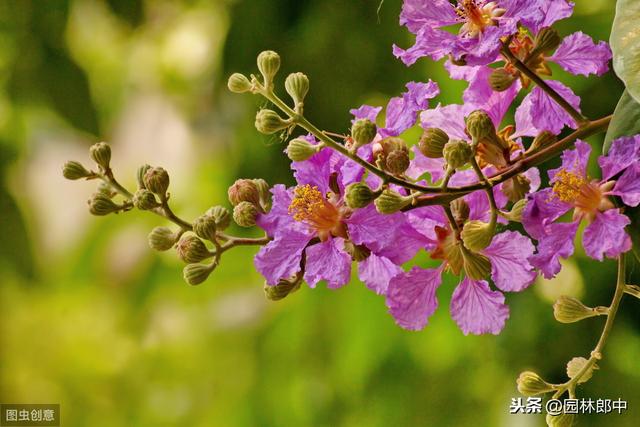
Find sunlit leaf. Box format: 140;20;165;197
603;90;640;154
611;0;640;102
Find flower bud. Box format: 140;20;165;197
87;193;121;216
183;263;213;286
343;240;371;262
443;140;473;170
63;160;92;180
193;214;218;241
252;178;272;211
133;189;159;210
386;149;410;175
89;142;111;170
176;235;211;264
286;138;320;161
351;119;377;149
567;357;598;384
285;72;309;105
255;109;290;134
461;250;491;280
136;164;151;189
516;371;555;396
228;179;260;206
553;296;604;323
546;412;575;427
148;226;178;251
489;68;516;92
503;198;527;222
461;220;495;252
96;181;115;197
233;201;259;227
264;275;303;301
227;73;252;93
530;130;557;153
451;198;470;225
418;128;449;158
344;182;377;209
143;167;170;196
207;206;232;230
257;50;280;87
374;189;411;214
465;110;496;142
502;174;531;203
534;27;561;55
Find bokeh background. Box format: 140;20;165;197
1;0;638;426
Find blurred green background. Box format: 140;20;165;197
1;1;638;426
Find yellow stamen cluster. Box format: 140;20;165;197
552;169;586;203
289;184;325;222
288;185;344;239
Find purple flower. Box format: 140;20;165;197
380;81;440;137
523;138;638;278
393;0;558;66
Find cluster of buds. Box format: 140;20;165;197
373;137;410;176
228;178;271;227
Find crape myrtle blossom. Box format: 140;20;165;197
393;0;571;66
522;137;640;279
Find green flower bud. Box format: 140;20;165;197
386;149;410;175
89;142;112;170
133;189;159;210
255;109;290;134
465;110;496;142
62;160;92;180
553;296;605;323
516;371;555;396
503;198;527;222
183;263;214;286
461;220;495;252
566;357;598;384
136;164;151;189
502;174;531;203
228;179;260;206
343;240;371;262
351;119;377;149
227;73;252;93
193;214;217;241
285;72;309;105
489;68;516;92
143;167;170;196
344;182;377;209
286;138;320;161
148;226;178;251
546;412;575;427
264;275;303;301
176;235;211;264
530;130;557;153
252;178;272;211
461;250;491;280
451;198;470;225
374;189;412;214
443;140;473;170
87;192;121;216
418;128;449;158
257;50;280;87
233;201;259;227
206;205;232;231
534;27;561;55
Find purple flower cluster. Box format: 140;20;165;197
250;0;633;336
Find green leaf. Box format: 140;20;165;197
611;0;640;102
603;90;640;154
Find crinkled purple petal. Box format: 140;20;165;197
450;278;510;335
381;81;440;137
529;221;579;279
452;22;515;66
548;140;591;182
550;31;611;77
386;266;443;331
599;135;640;180
358;253;403;295
291;146;335;193
255;230;311;285
524;167;541;192
378;220;434;264
483;231;537;292
393;26;457;66
339;144;373;188
406;146;446;183
522;188;572;239
304;238;352;289
347;204;402;249
406;206;448;241
515;81;581;136
583;209;631;261
399;0;458;32
421;103;472;140
255;184;298;236
350;105;383;123
529;0;575;33
611;163;640;207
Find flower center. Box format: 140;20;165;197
456;0;505;37
504;28;552;88
289;184;346;239
551;169;613;219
